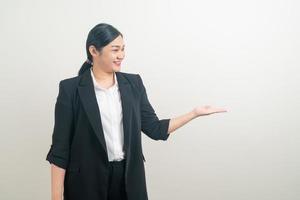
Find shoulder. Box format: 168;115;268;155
56;75;81;102
59;76;80;90
118;71;139;80
117;71;142;88
118;71;147;94
119;71;144;84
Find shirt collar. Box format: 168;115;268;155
90;67;118;91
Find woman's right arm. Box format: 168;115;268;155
46;80;74;199
51;164;66;200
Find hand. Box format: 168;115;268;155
192;105;227;117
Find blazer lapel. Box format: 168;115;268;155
116;71;133;156
77;68;133;157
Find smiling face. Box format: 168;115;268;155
89;35;125;73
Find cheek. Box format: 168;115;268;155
102;55;114;64
108;53;117;61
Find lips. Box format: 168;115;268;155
114;61;121;66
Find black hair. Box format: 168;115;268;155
78;23;123;76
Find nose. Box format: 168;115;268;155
117;52;125;60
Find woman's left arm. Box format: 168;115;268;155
136;74;227;138
167;105;227;134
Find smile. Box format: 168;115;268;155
114;61;121;66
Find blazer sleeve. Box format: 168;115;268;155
137;74;171;141
46;80;74;169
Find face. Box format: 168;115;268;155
89;35;125;73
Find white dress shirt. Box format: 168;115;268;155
90;67;125;162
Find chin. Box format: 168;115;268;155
113;67;121;72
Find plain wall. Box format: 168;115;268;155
1;0;299;199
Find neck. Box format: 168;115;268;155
92;66;114;79
91;66;115;88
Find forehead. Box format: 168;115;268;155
109;36;125;48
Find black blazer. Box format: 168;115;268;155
46;68;170;200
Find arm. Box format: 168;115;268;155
168;105;228;134
46;80;74;199
51;164;65;200
167;110;197;134
137;74;171;141
136;74;227;139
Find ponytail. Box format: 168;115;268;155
78;59;92;76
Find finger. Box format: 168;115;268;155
214;108;227;112
218;109;227;112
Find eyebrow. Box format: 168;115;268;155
111;45;125;48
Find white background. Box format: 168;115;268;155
1;0;299;199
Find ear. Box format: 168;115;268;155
89;45;99;57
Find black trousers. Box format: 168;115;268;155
107;159;127;200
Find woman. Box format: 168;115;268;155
46;23;227;200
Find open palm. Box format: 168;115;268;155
193;105;227;117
